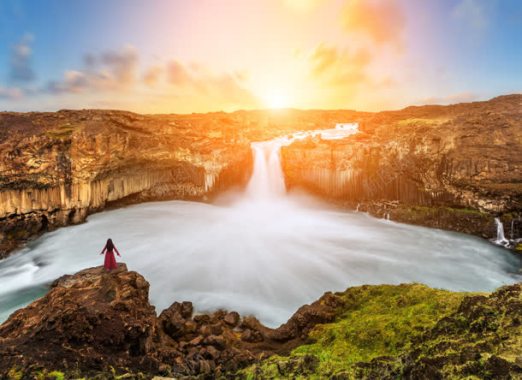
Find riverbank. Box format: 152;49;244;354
1;264;520;379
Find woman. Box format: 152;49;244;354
100;238;121;271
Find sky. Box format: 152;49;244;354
0;0;521;114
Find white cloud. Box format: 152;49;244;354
10;34;35;82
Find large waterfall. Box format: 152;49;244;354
0;125;520;326
246;123;358;199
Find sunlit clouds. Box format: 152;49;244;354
342;0;405;48
0;0;521;113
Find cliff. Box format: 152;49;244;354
0;108;364;258
1;265;520;379
245;283;522;379
0;264;349;378
282;95;522;239
2;95;521;256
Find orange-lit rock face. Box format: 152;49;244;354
0;110;254;257
0;108;366;257
1;96;521;256
280;95;522;237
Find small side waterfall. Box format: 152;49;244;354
493;217;510;247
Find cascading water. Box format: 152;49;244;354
245;123;358;199
245;142;286;199
493;217;510;247
0;123;520;327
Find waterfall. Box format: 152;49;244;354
245;123;359;200
493;217;510;247
245;142;287;199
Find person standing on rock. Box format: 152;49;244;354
100;238;121;271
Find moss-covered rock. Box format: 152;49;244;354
2;265;520;379
241;284;466;379
241;283;522;379
400;283;522;379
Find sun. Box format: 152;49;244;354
260;89;292;109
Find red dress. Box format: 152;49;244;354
101;245;120;271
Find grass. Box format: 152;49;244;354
241;284;467;379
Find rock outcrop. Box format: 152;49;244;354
2;265;520;379
243;283;522;380
282;95;522;239
0;264;344;378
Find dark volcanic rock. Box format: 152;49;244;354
0;264;346;378
0;263;160;373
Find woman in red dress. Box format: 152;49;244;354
100;238;121;271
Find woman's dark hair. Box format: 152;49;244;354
106;238;114;251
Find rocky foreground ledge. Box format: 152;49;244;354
1;265;521;379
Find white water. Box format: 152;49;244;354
493;217;510;247
0;124;521;326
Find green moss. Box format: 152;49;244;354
48;371;65;380
242;284;466;379
7;368;23;380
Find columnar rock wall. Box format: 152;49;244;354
0;110;253;257
282;95;522;238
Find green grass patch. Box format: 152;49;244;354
242;284;467;379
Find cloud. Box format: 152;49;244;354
42;45;259;112
0;85;23;100
143;65;163;87
99;47;139;85
452;0;490;31
342;0;405;47
166;60;193;87
47;45;139;93
309;44;372;87
10;34;35;82
165;60;259;107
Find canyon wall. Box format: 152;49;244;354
1;96;520;255
0;108;367;257
0;110;255;257
282;95;522;238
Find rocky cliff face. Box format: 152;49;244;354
0;110;257;257
2;96;521;255
1;265;520;379
282;95;522;239
0;264;345;378
0;108;365;258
